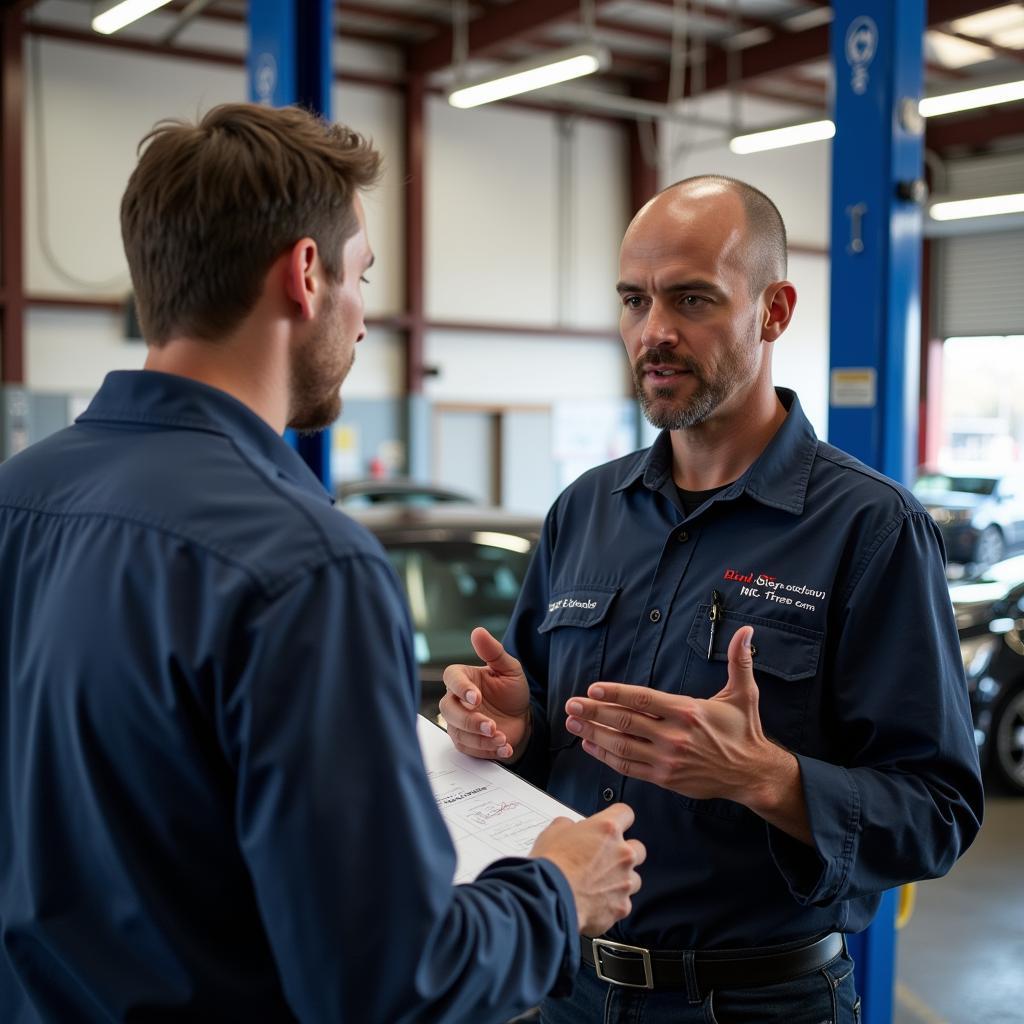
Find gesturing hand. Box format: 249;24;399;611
564;626;801;817
439;627;531;761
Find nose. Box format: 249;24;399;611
639;299;677;351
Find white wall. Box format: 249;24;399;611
18;14;834;442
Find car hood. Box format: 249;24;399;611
921;491;984;512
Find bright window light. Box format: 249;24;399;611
919;78;1024;116
92;0;174;35
728;119;835;155
448;45;610;109
929;194;1024;220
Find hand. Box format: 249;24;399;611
439;627;531;761
530;804;646;937
564;626;793;809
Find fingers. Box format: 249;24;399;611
579;730;657;782
583;681;670;715
470;627;522;676
442;663;483;711
590;801;636;834
723;625;758;696
565;697;662;742
439;695;512;755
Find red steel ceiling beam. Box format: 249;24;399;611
926;103;1024;150
408;0;618;76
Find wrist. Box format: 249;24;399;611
502;707;533;765
743;741;800;818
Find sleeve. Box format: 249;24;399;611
503;506;559;789
223;553;579;1024
767;510;984;905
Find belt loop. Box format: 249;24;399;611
682;949;702;1005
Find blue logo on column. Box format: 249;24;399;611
845;16;878;95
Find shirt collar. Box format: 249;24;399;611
611;388;818;516
77;370;334;504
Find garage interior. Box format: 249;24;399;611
1;2;1023;1023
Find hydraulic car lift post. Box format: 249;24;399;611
827;3;927;1023
246;0;335;491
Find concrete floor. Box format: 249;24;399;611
894;796;1024;1024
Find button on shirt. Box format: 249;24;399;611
0;371;578;1023
507;388;983;951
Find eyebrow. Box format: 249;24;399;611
365;253;376;269
616;279;723;296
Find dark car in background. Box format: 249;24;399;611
336;477;476;509
347;504;542;721
950;554;1024;795
914;467;1024;566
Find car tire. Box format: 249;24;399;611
990;685;1024;796
975;526;1005;567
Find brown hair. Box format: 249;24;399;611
120;103;382;345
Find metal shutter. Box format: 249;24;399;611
934;152;1024;338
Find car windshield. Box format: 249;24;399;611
913;474;997;496
382;540;533;665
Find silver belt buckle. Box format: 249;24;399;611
591;937;654;990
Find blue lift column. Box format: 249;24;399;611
247;0;335;491
828;3;926;1023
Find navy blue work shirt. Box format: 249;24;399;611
507;388;983;951
0;370;578;1023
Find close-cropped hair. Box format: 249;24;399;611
660;174;788;297
120;103;382;345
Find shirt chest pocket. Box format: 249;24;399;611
685;606;823;749
538;585;619;751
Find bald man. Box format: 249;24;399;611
440;176;983;1023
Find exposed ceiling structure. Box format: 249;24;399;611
22;0;1024;155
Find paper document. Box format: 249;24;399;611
417;715;582;883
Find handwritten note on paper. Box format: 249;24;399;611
417;715;583;883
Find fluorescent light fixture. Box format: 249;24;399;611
448;44;610;109
930;193;1024;220
919;78;1024;116
728;119;835;155
92;0;173;35
951;4;1024;38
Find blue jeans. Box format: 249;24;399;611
540;944;861;1024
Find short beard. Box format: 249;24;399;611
633;354;731;430
288;296;350;435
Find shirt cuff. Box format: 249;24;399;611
480;855;581;997
766;753;861;906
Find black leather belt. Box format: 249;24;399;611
581;931;844;991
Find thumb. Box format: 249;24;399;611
470;626;519;675
720;625;758;698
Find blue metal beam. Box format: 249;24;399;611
828;0;925;488
247;0;334;491
828;4;926;1023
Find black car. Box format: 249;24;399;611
949;554;1024;795
914;467;1024;566
348;504;542;721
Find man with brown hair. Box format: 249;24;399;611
0;103;645;1023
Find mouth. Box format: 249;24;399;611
642;365;692;383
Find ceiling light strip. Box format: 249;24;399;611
92;0;174;35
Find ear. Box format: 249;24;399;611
760;281;797;343
283;237;321;322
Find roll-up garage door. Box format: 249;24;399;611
934;152;1024;338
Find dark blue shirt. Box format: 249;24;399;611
0;370;577;1023
507;389;983;950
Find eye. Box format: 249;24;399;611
622;295;645;309
360;275;371;285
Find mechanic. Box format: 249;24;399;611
440;175;984;1023
0;103;647;1023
